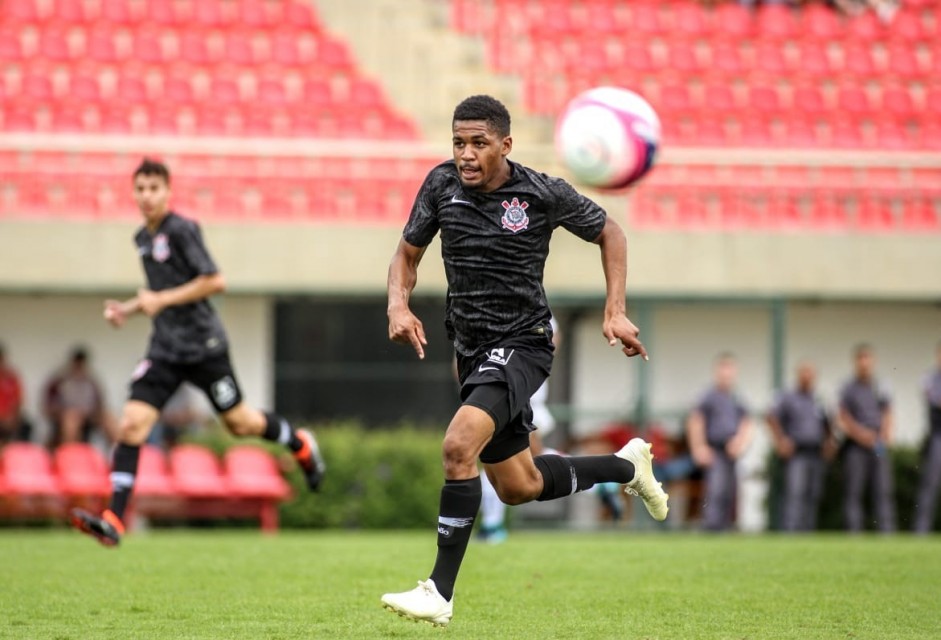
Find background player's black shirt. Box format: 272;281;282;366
134;212;228;364
403;160;607;355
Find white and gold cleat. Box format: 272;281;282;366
381;579;453;627
617;438;670;521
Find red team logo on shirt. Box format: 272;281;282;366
152;233;170;262
501;198;530;233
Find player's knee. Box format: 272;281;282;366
441;434;477;477
223;414;255;437
117;416;149;446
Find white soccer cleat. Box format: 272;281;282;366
617;437;670;522
381;579;453;627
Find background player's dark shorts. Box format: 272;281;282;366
129;352;243;413
457;327;554;464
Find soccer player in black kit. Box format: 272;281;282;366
70;159;325;546
381;96;668;626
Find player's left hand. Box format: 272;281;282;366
137;288;165;317
603;315;648;360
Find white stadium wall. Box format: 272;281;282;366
0;294;272;443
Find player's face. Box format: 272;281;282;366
452;120;512;192
133;173;170;224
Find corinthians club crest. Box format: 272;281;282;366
152;233;170;262
500;197;530;233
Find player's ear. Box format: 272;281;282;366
502;135;512;157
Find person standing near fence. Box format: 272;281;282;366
839;344;896;533
687;353;752;531
767;362;833;532
913;343;941;534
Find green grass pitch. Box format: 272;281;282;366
2;530;939;639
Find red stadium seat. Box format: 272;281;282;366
900;199;939;230
656;83;692;117
179;31;210;64
100;0;137;25
748;84;782;115
890;10;925;42
69;75;101;102
885;45;922;80
317;39;353;70
630;3;662;35
210;78;241;105
829;121;864;148
925;86;941;115
791;84;826;116
133;30;165;63
752;41;787;77
54;444;110;498
836;85;872;118
856;198;896;230
257;78;288;106
22;76;54;102
135;446;176;497
224;32;255;65
839;42;876;79
54;0;87;24
224;446;291;500
807;198;850;229
285;2;319;31
673;2;710;39
804;4;844;40
797;42;831;79
116;77;147;103
667;42;700;77
757;4;799;41
782;118;817;148
37;28;72;61
2;443;60;496
169;445;229;498
846;12;884;42
880;85;915;120
703;84;736;113
875;121;910;150
713;4;753;39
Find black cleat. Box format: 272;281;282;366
70;508;123;547
295;429;326;492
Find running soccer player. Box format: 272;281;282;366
70;158;325;546
381;96;668;626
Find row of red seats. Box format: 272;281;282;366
630;190;939;232
508;36;939;80
1;105;418;139
1;0;320;30
456;0;938;43
7;74;389;112
2;27;353;70
0;442;291;530
1;175;424;223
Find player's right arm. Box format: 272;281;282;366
387;239;428;360
103;296;142;328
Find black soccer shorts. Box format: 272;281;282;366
129;351;244;413
457;327;554;464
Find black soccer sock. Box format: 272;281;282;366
108;443;140;522
261;412;303;452
534;454;635;501
429;477;482;602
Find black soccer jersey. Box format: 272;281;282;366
134;211;228;364
402;160;607;355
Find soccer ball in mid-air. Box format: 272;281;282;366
554;86;661;190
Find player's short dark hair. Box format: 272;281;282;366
133;157;170;185
452;95;511;137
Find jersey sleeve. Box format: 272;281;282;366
549;178;607;242
176;221;219;276
402;169;441;247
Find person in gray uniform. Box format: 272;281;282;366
767;362;833;532
839;343;896;533
687;353;752;531
913;343;941;534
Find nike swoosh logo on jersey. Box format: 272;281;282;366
478;365;499;372
450;195;473;205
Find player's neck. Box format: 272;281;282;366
145;209;170;234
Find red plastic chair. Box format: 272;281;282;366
169;445;229;498
757;4;798;41
116;77;147;103
22;76;54;102
880;85;915;120
54;443;110;498
748;84;782;115
836;85;872;118
38;29;71;62
846;12;883;42
2;443;60;496
224;32;255;65
752;41;787;77
798;42;831;79
257;78;288;107
630;3;662;35
224;446;291;500
657;83;692;117
703;84;737;113
890;10;925;43
135;445;175;497
317;39;353;70
667;42;699;76
840;42;876;79
804;4;843;41
924;86;941;115
900;199;939;231
713;4;752;40
674;2;710;39
133;30;165;64
856;198;896;231
209;78;241;105
885;46;922;81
